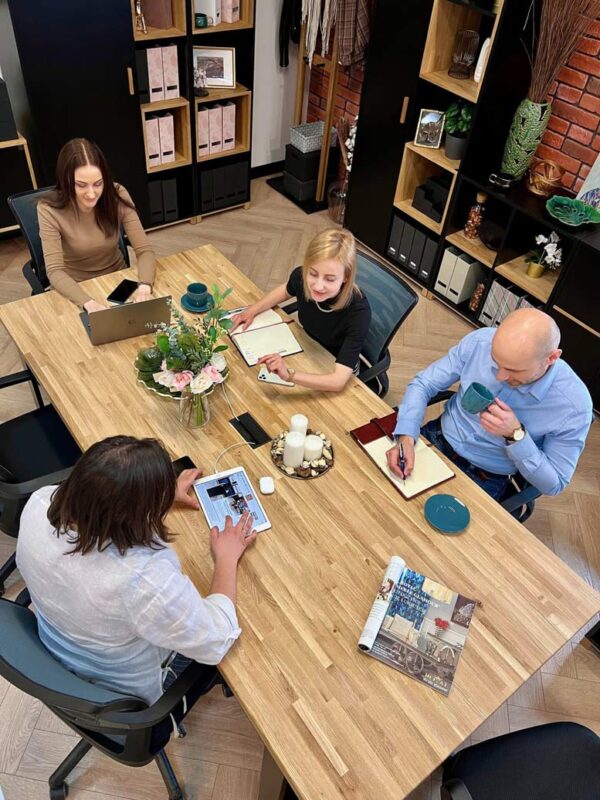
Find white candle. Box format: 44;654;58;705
289;414;308;436
303;434;323;462
283;432;305;468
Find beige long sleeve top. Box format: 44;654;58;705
38;185;156;308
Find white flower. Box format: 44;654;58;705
545;242;558;257
189;372;213;394
152;369;176;389
535;234;547;245
549;231;560;243
210;352;227;372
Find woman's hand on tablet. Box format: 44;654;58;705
174;468;203;509
211;512;257;565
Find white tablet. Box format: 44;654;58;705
193;466;272;533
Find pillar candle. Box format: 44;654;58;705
283;432;305;468
303;434;323;462
289;414;308;436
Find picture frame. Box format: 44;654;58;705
415;109;445;149
193;46;236;90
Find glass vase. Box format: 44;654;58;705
178;388;210;429
501;98;552;181
328;176;348;224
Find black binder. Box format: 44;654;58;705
407;229;426;274
148;181;164;226
398;222;415;268
200;170;214;214
419;237;437;283
387;216;404;263
134;51;150;104
162;178;178;222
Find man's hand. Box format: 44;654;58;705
174;468;202;509
259;353;290;381
132;284;152;303
83;299;107;314
230;307;256;333
386;435;415;479
210;512;257;564
480;398;521;438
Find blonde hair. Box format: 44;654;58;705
301;228;360;311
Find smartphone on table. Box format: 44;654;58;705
172;455;197;477
107;278;139;305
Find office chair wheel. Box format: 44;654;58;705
49;782;69;799
221;681;234;697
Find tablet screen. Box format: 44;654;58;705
194;469;269;530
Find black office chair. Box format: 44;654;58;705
7;187;130;296
283;250;419;398
441;722;600;800
0;368;81;594
425;390;541;523
0;594;221;800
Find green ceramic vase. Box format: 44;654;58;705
501;98;552;181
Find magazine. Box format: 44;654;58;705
358;556;476;695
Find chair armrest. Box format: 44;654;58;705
22;261;47;296
358;350;391;385
281;300;298;315
442;778;475;800
98;661;219;729
0;467;74;500
501;484;541;514
14;588;32;607
427;390;455;407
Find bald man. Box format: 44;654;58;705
387;309;593;500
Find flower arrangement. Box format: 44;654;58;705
525;231;562;278
434;617;450;631
135;286;233;427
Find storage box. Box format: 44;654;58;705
434;246;460;297
446;254;485;305
289;121;337;154
398;223;415;268
283;172;318;202
407;229;426;274
284;143;338;182
418;237;437;283
387;216;404;262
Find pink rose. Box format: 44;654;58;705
173;371;194;390
201;364;224;384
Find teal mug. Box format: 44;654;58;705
185;282;208;308
461;382;495;414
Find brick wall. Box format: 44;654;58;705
306;65;364;127
536;19;600;192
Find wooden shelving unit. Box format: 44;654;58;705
131;0;186;41
446;229;494;267
195;84;251;162
394;142;458;234
0;133;37;234
495;256;560;303
140;98;192;173
192;0;254;33
406;141;461;172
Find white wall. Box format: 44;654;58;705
251;0;299;168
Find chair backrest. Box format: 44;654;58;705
355;251;419;367
8;187;131;289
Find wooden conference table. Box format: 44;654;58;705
1;245;599;800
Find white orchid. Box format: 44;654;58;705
535;234;547;245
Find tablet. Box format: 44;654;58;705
193;466;271;533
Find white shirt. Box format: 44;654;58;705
16;486;241;704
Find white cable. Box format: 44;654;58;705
213;442;252;474
220;381;238;422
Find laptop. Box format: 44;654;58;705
79;296;172;345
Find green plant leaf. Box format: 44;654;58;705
156;333;170;354
214;344;228;352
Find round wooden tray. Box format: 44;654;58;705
270;429;334;480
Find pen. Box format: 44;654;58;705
399;442;406;484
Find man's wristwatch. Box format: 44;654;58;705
505;425;526;444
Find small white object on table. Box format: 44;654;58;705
303;434;323;462
283;431;305;468
289;414;308;436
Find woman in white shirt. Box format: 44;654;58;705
16;435;256;704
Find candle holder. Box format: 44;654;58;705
271;429;334;479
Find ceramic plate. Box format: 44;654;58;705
424;494;470;534
180;293;214;314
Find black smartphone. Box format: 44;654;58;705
107;278;139;305
172;455;197;477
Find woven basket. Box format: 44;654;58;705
290;121;337;154
527;160;565;197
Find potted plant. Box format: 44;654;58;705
444;101;473;161
525;231;563;278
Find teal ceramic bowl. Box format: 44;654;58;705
546;196;600;227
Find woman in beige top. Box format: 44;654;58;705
38;138;156;313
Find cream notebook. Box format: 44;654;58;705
229;310;303;366
351;413;455;499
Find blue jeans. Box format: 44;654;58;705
162;652;193;690
421;418;511;502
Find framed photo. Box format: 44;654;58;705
415;109;445;149
193;46;236;89
577;151;600;208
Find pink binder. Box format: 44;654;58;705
145;117;161;168
146;47;165;102
158;113;175;164
208;104;223;155
197;107;209;158
161;45;179;100
221;0;240;23
222;101;236;151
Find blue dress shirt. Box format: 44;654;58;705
393;327;593;495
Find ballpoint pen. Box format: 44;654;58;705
399;442;406;485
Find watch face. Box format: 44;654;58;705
513;428;525;441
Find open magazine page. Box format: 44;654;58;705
358;557;406;652
369;567;476;695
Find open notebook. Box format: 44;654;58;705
228;309;303;366
350;412;454;499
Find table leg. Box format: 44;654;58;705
258;746;287;800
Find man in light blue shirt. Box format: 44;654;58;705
387;308;593;500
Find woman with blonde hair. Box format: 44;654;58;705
231;228;371;392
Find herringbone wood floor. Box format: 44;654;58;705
0;178;598;800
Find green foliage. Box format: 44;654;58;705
445;102;474;138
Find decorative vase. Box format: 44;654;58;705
501;98;552;181
445;133;468;161
328;177;348;224
179;387;210;429
526;261;546;279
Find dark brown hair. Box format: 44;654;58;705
42;138;135;236
48;436;176;555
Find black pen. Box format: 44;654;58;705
399;442;406;484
